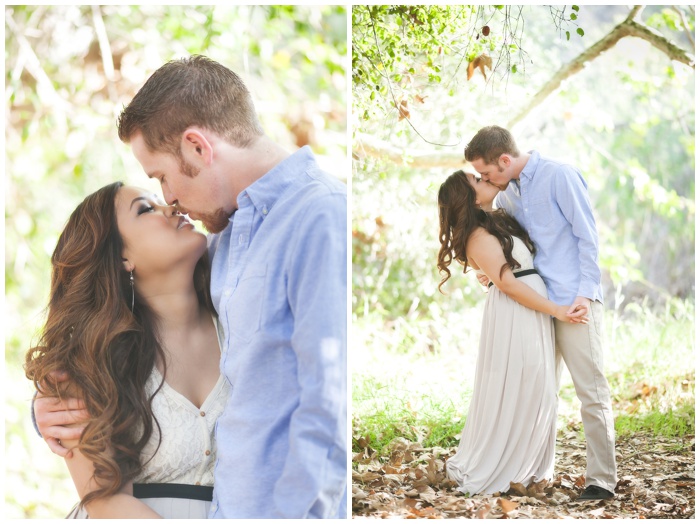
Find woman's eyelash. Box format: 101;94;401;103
137;205;154;215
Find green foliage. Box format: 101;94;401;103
352;5;583;125
353;301;695;453
615;402;694;439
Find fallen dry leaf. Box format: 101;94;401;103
497;497;519;513
352;432;695;519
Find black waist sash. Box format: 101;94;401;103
133;483;213;501
488;268;539;288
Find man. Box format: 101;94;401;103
465;125;617;501
34;56;347;518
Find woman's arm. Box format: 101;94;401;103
61;433;162;518
468;229;583;324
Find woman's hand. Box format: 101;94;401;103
554;304;588;324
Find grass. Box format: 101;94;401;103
352;298;695;454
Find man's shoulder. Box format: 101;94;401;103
285;167;347;211
304;165;347;197
536;153;581;177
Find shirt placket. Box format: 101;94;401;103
220;197;254;366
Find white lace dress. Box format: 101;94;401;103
445;236;557;495
67;318;230;519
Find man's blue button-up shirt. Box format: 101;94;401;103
495;150;603;305
207;146;347;518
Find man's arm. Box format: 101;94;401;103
272;192;347;518
553;165;602;302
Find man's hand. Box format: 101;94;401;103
35;393;89;458
476;273;490;288
35;371;89;458
567;296;591;324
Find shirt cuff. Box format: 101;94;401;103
31;391;42;438
576;281;598;302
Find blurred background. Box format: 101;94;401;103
4;5;347;518
352;4;694;462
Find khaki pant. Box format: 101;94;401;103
554;300;618;492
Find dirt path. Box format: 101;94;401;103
352;430;695;519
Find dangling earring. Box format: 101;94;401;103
130;270;135;313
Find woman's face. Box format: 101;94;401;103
115;186;207;277
465;171;500;207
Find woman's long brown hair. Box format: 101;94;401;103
437;170;535;292
25;182;214;508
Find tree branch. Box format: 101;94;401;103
355;6;695;167
506;9;695;128
625;5;645;22
354;132;467;169
671;6;694;49
91;5;118;104
5;11;69;134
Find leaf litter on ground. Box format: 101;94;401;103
352;429;694;519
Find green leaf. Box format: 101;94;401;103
511;64;517;73
572;5;579;11
577;27;584;36
570;13;577;20
566;30;570;41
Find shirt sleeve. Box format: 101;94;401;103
31;391;42;437
552;165;602;300
272;191;347;518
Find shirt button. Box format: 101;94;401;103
205;450;211;456
262;207;268;215
200;411;206;417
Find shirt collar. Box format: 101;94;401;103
233;146;316;220
519;150;540;181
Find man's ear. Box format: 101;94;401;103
499;153;511;168
181;128;214;166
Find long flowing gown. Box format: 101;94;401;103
445;236;557;495
66;317;230;519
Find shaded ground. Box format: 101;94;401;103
352;427;695;519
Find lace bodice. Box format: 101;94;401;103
476;235;534;277
132;319;230;487
510;235;535;271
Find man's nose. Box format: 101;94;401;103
162;188;176;206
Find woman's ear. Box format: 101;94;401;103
122;258;134;273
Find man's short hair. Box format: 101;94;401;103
117;55;264;155
464;125;520;164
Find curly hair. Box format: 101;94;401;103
25;182;214;508
437;170;535;292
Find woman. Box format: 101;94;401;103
437;170;584;496
25;182;229;518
